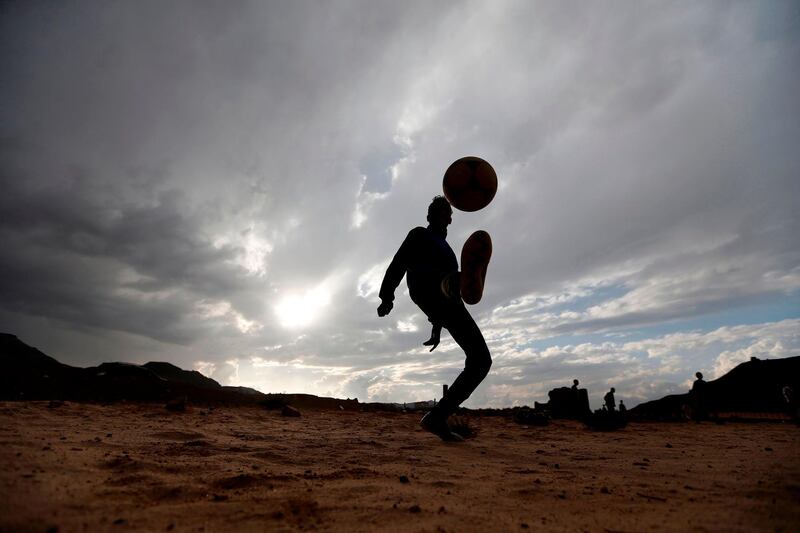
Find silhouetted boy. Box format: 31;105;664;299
377;196;492;441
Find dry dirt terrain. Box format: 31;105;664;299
1;402;798;532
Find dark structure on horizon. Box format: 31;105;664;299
534;385;592;419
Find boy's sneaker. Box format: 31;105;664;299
460;230;492;305
420;412;464;442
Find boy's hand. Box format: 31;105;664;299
423;331;440;352
377;299;393;317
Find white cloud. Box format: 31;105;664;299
712;322;800;378
357;260;390;299
396;318;419;333
193;361;216;378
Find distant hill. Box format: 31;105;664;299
631;356;799;419
0;333;368;410
0;333;246;404
143;361;222;389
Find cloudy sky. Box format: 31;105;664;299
1;1;798;409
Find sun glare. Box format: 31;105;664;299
275;286;332;329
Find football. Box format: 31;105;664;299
442;156;497;212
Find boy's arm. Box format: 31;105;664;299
377;229;418;316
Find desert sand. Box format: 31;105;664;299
1;402;798;532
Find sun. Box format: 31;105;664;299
275;285;332;329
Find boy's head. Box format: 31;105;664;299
427;195;453;228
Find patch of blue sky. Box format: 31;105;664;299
358;143;405;194
541;284;629;314
612;290;800;341
516;290;799;352
519;332;628;353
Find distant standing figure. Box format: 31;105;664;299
604;388;616;412
781;385;797;421
619;400;627;415
782;385;793;404
571;379;580;406
692;372;706;392
691;371;707;420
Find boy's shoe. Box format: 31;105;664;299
420;412;464;442
460;230;492;305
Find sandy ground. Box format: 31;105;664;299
1;402;798;532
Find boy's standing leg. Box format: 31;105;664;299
423;303;492;429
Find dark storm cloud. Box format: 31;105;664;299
0;164;257;343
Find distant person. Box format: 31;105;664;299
692;372;706;392
691;371;707;420
782;385;797;421
619;400;627;415
377;196;491;442
604;388;616;412
570;379;581;417
782;385;793;404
